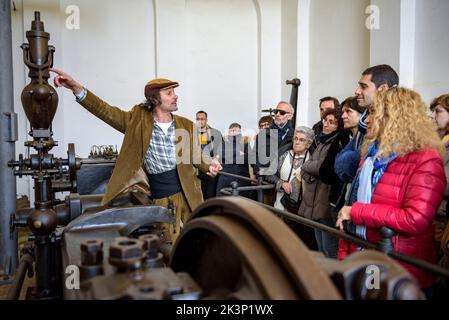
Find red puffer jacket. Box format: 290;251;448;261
338;148;446;288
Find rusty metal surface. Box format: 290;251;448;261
79;268;201;300
64;205;174;234
314;250;425;300
20;11;58;134
57;197;428;300
171;197;342;300
76;162;114;195
61;205;175;299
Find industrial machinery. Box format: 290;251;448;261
1;11;425;301
61;197;423;300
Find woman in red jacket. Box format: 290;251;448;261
336;87;446;291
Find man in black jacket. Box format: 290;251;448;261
253;101;295;178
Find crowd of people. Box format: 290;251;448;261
191;64;449;298
51;63;449;298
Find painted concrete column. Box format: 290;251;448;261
0;0;18;271
296;0;310;126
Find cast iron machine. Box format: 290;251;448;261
7;11;81;298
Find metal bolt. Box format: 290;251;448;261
80;239;103;266
108;237;145;271
138;234;160;259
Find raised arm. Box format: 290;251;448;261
50;68;130;133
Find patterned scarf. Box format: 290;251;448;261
358;109;368;134
347;141;397;239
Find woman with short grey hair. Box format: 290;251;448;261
265;126;316;248
294;126;315;145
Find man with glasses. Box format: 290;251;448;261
252;102;295;204
195;110;223;199
271;101;295;147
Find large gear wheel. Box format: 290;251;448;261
170;197;342;300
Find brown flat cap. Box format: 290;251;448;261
144;78;179;99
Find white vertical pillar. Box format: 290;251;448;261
256;0;282;110
281;0;298;102
369;0;400;71
296;0;310;126
154;0;187;88
369;0;415;87
399;0;416;88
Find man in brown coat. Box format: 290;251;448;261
50;68;222;242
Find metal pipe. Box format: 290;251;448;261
230;181;239;196
35;236;53;294
220;184;275;196
218;171;271;185
0;0;18;271
224;185;275;192
80;159;117;165
6;253;33;300
389;251;449;279
257;176;264;202
286;78;301;127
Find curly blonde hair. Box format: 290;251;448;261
363;87;444;158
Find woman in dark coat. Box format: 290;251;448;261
298;109;347;258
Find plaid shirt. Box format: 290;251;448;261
144;121;177;174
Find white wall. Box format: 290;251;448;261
10;0;272;199
9;0;449;200
369;0;401;71
165;0;259;134
308;0;370;125
59;0;155;158
414;0;449;104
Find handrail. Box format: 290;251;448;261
260;200;449;279
6;253;34;300
218;171;272;185
216;171;449;280
217;171;275;199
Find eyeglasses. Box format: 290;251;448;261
294;137;308;143
274;109;290;116
322;119;338;126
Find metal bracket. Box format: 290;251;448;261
3;112;18;142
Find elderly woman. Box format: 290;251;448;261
298;109;348;258
336;87;446;292
265;126;314;210
265;126;315;247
